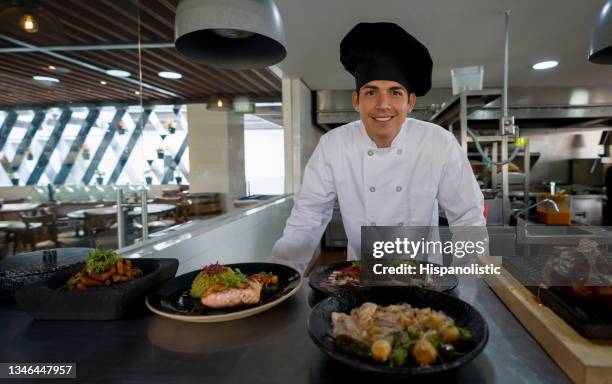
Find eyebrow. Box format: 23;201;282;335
361;85;406;92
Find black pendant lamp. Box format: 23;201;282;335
589;0;612;64
174;0;286;69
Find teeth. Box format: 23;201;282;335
374;116;392;122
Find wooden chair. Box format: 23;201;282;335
16;211;59;251
83;211;117;247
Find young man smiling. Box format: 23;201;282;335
270;22;485;273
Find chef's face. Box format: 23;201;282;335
352;80;416;147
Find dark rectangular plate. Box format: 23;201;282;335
503;256;612;339
14;258;178;320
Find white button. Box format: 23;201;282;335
398;222;404;227
370;222;376;226
396;186;402;192
369;186;376;192
367;150;374;156
397;149;403;155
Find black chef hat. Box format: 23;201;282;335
340;22;433;96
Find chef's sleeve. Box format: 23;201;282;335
437;134;486;227
269;136;337;274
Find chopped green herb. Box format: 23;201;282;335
457;327;472;340
85;247;120;274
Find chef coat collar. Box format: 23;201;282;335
359;118;409;150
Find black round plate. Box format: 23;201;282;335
309;261;459;297
147;262;301;322
307;286;488;376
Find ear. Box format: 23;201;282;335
352;91;359;112
407;93;417;113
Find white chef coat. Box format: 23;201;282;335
270;118;485;274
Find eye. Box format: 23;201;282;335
392;90;403;96
365;90;375;96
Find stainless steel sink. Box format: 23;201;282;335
515;217;612;245
524;226;591;236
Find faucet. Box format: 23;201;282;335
116;187;148;248
512;198;559;221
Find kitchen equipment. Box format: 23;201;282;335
451;66;484;95
571;195;604;225
324;202;347;249
537;192;571;225
571;159;606;187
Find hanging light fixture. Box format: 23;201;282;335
0;3;64;37
174;0;287;68
20;14;38;33
589;0;612;64
207;95;232;111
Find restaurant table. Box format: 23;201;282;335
0;203;41;214
66;204;175;220
0;275;570;383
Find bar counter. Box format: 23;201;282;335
0;276;569;383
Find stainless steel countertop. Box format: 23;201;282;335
0;277;569;383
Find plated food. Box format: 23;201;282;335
146;262;301;322
309;260;458;298
63;248;143;291
14;256;178;320
332;302;472;367
308;286;488;375
543;239;612;308
189;262;279;308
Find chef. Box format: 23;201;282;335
270;22;485;274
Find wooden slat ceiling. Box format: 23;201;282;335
0;0;282;108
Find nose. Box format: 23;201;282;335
375;92;391;109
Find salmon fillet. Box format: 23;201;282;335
201;279;262;308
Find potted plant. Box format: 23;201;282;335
117;121;127;135
167;119;177;134
82;145;90;160
156;147;166;159
95;170;105;185
144;170;153;185
8;171;18;186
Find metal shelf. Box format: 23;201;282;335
429;89;502;127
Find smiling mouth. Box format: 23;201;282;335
372;116;394;122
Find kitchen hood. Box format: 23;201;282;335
315;86;612;131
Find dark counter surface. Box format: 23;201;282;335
0;276;569;384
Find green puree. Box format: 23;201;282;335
190;265;249;298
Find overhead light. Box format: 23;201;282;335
207;95;232;111
106;69;130;78
158;71;183;79
33;75;60;83
134;91;140;95
100;80;107;85
532;60;558;70
589;0;612;64
47;65;70;74
174;0;287;68
19;14;38;33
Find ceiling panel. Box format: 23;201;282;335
0;0;282;108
